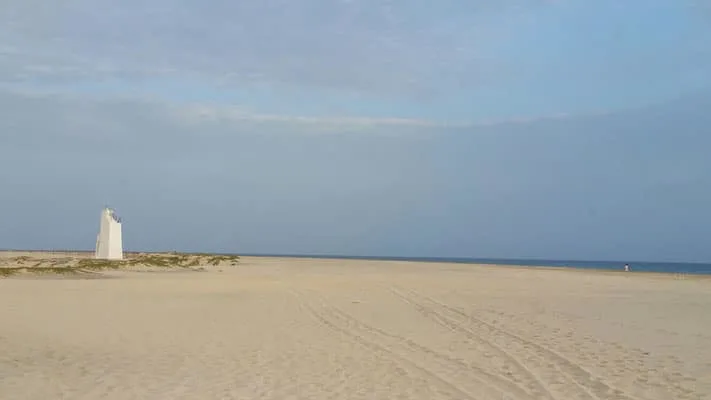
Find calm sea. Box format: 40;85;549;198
239;254;711;276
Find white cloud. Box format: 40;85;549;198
161;101;584;134
0;87;582;144
171;103;449;128
0;0;558;96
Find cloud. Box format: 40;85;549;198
0;0;559;96
0;87;579;142
3;0;711;122
167;103;458;132
2;85;711;261
162;100;583;133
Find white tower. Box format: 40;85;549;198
95;207;123;260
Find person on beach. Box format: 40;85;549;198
624;264;630;272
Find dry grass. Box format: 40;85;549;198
0;252;240;278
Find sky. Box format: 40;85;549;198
1;0;711;262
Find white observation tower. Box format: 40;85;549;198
95;207;124;260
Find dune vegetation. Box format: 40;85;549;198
0;252;240;278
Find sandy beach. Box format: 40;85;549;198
1;255;709;400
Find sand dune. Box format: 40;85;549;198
0;251;239;277
1;256;709;399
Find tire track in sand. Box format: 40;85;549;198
394;287;643;400
324;305;537;400
389;287;559;400
290;289;481;400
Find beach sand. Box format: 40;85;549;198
1;256;709;400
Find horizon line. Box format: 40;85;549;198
1;248;709;266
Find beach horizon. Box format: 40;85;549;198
2;249;711;277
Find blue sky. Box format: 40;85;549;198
1;0;711;262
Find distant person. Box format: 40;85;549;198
624;264;630;272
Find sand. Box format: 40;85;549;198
1;256;710;400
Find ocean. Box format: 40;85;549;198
239;254;711;276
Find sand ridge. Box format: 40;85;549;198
0;251;240;277
1;256;709;399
